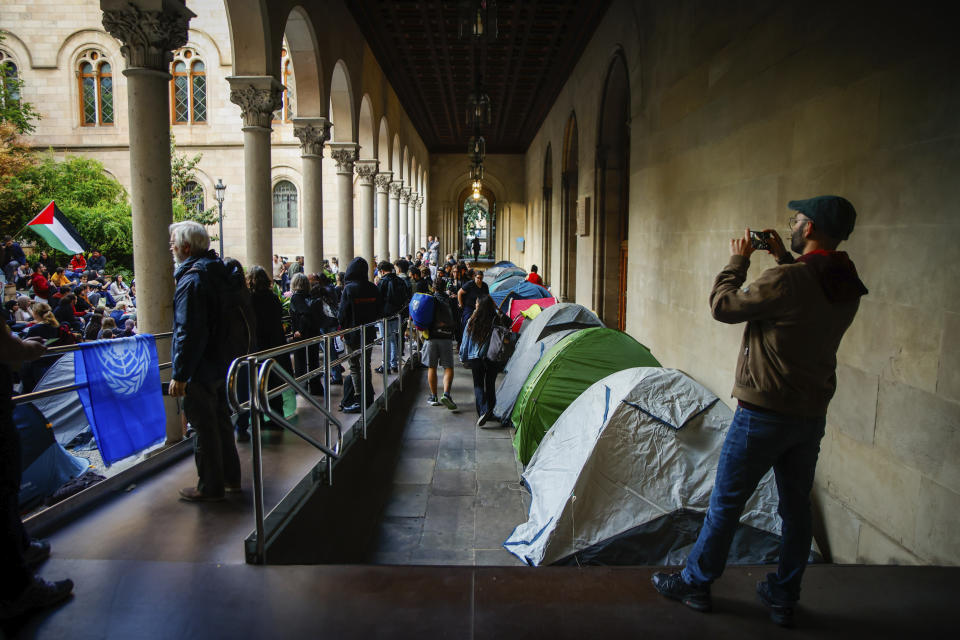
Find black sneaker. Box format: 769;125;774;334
23;539;51;572
427;395;440;406
342;403;361;414
651;572;712;612
375;364;385;374
756;580;795;628
0;576;74;620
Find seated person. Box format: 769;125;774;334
86;250;106;275
97;328;114;340
74;286;93;314
15;263;33;290
54;293;85;331
22;302;60;340
29;266;52;302
119;319;136;338
49;267;71;288
100;316;118;338
84;308;105;341
13;296;34;324
51;285;70;306
109;301;130;325
108;274;131;304
67;253;86;278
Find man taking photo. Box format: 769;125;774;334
652;196;868;628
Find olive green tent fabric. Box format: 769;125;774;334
511;327;660;464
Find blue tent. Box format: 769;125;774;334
489;275;525;293
17;402;89;509
490;280;552;310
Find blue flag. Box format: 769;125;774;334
74;334;166;465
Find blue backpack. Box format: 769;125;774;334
409;292;435;330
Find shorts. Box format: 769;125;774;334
422;338;454;368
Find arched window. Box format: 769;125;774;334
77;50;114;126
171;49;206;124
1;50;20;106
272;181;298;228
273;49;294;123
183;180;205;214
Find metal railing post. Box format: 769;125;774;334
248;356;266;564
398;316;404;392
360;326;368;439
382;317;389;412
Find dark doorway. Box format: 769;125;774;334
457;186;497;261
561;114;579;302
594;53;630;330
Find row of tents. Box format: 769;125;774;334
476;272;799;568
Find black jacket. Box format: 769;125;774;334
378;272;410;316
251;289;285;350
337;257;383;344
171;250;228;384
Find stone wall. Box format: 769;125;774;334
522;0;959;564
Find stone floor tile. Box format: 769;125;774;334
432;469;477;496
373;517;423;552
403;420;442;440
475;549;526;566
399;438;440;459
383;484;430;518
393;457;436;484
436;447;477;471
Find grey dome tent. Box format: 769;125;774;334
493;303;604;424
504;367;788;567
32;352;92;447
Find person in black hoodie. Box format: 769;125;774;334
243;265;290;438
653;196;868;629
376;261;408;373
336;257;383;413
168;221;242;502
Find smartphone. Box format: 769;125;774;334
749;230;772;251
43;338;59;347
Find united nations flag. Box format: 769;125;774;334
74;335;166;465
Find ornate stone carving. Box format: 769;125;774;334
400;188;412;204
293;121;331;157
389;181;404;198
229;84;283;129
330;148;357;173
375;173;393;193
102;2;194;71
355;160;379;185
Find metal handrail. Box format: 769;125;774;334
228;310;416;563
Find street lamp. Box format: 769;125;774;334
214;178;226;257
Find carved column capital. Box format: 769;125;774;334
375;172;393;194
227;76;283;129
355;159;379;185
292;117;331;157
101;0;194;71
389;181;404;198
400;188;412;204
328;142;358;174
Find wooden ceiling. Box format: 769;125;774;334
346;0;612;154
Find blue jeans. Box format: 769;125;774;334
385;318;400;369
682;405;826;602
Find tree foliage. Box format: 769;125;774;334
0;33;41;135
463;198;488;235
171;136;220;228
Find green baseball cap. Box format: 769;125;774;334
788;195;857;241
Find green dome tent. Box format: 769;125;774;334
511;327;660;464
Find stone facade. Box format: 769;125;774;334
2;0;427;267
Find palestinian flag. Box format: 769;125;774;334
27;201;88;254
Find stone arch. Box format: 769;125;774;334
560;112;579;302
223;0;273;76
0;31;34;69
593;49;630;330
329;59;355;142
282;6;325;117
358;94;376;158
393;135;403;181
378;117;391;167
402;146;410;185
56;29;120;70
542;143;554;287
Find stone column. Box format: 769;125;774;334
388;181;402;261
292;117;330;274
375;172;392;267
408;192;419;257
399;188;411;258
329;143;358;266
355;159;379;278
415;196;424;256
102;0;193;445
228;76;283;272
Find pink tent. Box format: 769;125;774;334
507;297;556;332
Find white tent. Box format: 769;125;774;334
504;367;787;567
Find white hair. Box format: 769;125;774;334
168;221;210;254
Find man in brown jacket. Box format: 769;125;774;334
653;196;868;628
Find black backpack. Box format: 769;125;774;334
485;315;516;364
430;295;456;340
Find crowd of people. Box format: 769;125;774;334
2;236;137;348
